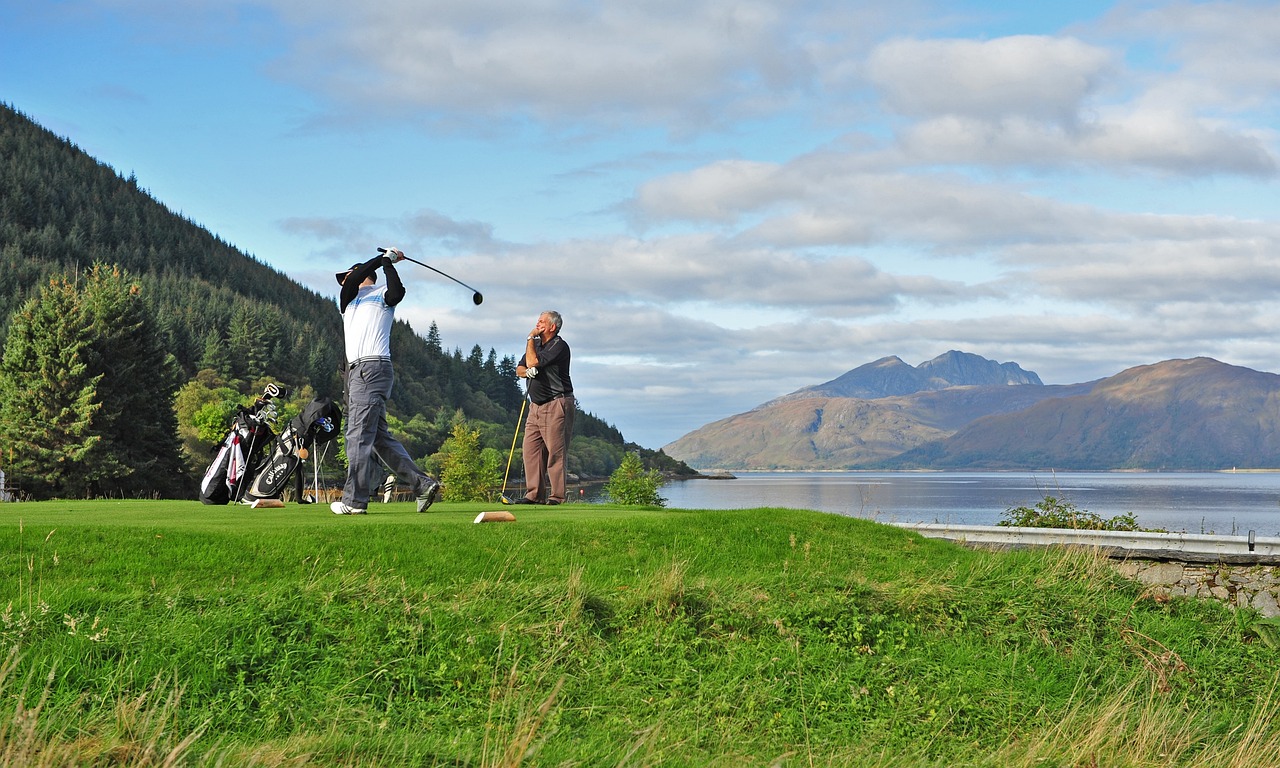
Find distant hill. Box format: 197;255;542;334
664;354;1280;471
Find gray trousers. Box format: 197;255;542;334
342;359;430;508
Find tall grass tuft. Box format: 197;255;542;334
985;676;1280;768
0;647;205;767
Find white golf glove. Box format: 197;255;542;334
526;366;539;379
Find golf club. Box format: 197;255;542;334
378;248;483;305
499;395;528;505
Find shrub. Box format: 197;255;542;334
437;420;502;502
999;495;1140;531
602;452;666;506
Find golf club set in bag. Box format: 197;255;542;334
199;383;342;506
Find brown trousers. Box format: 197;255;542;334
522;396;575;503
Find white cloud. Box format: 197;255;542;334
631;160;784;224
860;25;1278;175
1009;225;1280;306
266;0;876;130
1104;1;1280;97
866;35;1114;123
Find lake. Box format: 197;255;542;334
640;471;1280;536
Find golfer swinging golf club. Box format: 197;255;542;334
331;247;440;515
511;311;574;505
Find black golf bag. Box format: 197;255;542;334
199;384;285;505
244;397;342;502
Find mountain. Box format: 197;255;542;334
666;351;1073;469
889;357;1280;470
664;354;1280;471
772;350;1042;403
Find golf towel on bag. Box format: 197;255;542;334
244;397;342;502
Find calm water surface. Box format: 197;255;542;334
645;472;1280;536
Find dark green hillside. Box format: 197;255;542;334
0;101;496;420
0;102;684;490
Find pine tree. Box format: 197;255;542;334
0;265;188;499
425;322;443;356
199;328;232;377
77;264;188;497
227;303;274;380
0;274;122;498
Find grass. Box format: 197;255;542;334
0;498;1277;766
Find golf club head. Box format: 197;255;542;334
472;292;483;305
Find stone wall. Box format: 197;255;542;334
1112;559;1280;617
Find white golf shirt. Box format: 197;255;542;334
342;284;394;364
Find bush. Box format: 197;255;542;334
436;420;502;502
602;452;666;506
999;495;1140;531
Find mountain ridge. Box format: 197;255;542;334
769;350;1043;404
665;353;1278;471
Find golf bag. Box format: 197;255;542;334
199;384;285;505
244;397;342;502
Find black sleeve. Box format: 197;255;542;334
538;337;567;366
338;256;384;312
383;260;405;307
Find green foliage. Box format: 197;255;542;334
192;402;236;445
1000;495;1141;530
175;376;243;448
634;446;702;476
567;435;625;478
436;418;503;502
603;451;666;506
388;409;449;463
1248;616;1280;648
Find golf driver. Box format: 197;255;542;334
378;247;483;304
498;395;528;505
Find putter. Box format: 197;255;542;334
499;395;528;505
378;248;483;305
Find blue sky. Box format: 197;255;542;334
3;0;1279;449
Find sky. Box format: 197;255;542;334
3;1;1279;450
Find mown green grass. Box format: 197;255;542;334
1;499;1277;766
